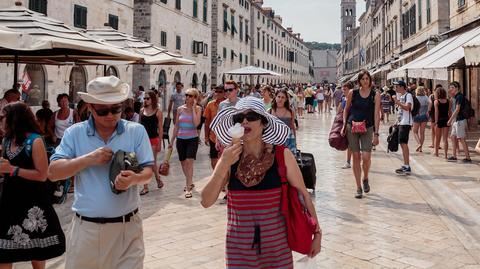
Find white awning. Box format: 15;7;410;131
387;47;426;79
388;26;480;80
464;39;480;66
225;66;281;76
371;64;390;76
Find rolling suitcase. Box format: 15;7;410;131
296;150;317;190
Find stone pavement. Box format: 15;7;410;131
14;113;480;269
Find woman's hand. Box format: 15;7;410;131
372;135;379;146
309;233;322;258
220;143;242;166
340;125;346;137
0;158;13;174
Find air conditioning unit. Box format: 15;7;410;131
192;41;204;54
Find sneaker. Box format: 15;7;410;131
355;188;363;199
447;156;458;162
341;162;351;169
363;179;370;193
462;158;472;163
395;166;411;175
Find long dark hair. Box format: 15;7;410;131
3;102;41;146
357;69;372;88
271;89;293;115
145;90;158;109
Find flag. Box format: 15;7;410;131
21;71;31;93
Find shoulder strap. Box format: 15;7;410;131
275;145;287;184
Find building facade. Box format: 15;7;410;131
0;0;134;109
312;49;337;83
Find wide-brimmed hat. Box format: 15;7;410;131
210;96;290;146
78;76;130;105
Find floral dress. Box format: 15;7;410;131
0;135;65;263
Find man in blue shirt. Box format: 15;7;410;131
48;76;154;269
447;81;471;162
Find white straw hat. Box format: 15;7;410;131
210;96;290;146
78;76;130;105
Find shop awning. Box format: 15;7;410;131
388;26;480;80
371;64;390;76
337;74;354;84
387;47;426;79
464;39;480;66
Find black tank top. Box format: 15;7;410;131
140;110;159;138
228;157;281;191
437;101;450;120
348;89;375;128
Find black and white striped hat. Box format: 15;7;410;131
210;96;290;146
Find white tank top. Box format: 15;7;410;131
55;109;74;139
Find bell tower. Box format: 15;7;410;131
341;0;356;47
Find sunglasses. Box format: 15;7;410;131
185;94;195;98
144;97;150;100
91;105;123;116
233;111;263;124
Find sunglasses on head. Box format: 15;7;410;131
91;105;123;116
232;111;263;124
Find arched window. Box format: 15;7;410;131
191;73;198;88
201;74;208;93
24;64;46;106
105;66;118;77
69;66;87;104
158;69;167;108
174;71;181;83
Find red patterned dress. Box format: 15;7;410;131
226;157;293;269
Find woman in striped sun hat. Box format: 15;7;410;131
201;97;322;268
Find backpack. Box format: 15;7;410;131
387;125;399;153
461;97;475;119
409;91;420;117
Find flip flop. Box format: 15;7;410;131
157;180;164;189
140;189;149;196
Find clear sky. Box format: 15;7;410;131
262;0;366;43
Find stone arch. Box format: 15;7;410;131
23;64;46;106
69;66;87;104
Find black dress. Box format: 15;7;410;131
0;136;65;263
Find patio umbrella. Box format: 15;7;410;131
85;28;195;65
0;6;143;87
225;66;282;76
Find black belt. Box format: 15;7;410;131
76;209;139;224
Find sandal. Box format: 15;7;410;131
140;189;149;196
184;184;195;192
185;191;193;198
157;180;164;189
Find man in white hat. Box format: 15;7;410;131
48;76;154;269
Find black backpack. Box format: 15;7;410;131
409;91;420;117
387;125;399;153
461;97;475;119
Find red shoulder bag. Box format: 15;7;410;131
275;146;317;254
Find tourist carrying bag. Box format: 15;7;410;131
275;145;316;255
329;111;348;151
109;150;143;194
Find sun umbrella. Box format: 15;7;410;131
225;66;282;76
85;28;195;65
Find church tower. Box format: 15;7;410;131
341;0;356;46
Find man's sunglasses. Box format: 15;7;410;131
144;97;150;100
92;105;123;116
233;111;263;124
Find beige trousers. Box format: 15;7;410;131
65;214;145;269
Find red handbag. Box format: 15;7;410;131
275;146;317;255
351;120;367;134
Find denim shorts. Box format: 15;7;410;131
413;114;429;123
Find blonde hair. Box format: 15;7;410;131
185;88;200;97
416;86;426;96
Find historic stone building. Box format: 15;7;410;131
312;49;337;83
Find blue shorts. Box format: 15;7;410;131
413;114;429;123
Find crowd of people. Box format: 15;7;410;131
0;69;478;268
